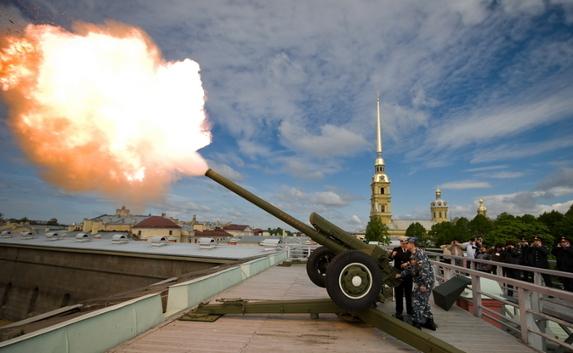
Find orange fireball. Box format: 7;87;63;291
0;22;211;203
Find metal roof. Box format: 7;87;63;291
0;231;273;261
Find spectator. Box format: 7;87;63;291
552;236;573;292
518;238;532;282
440;243;452;264
526;236;552;287
476;246;493;273
464;238;477;268
447;240;464;266
501;241;522;297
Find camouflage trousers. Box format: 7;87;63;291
412;285;433;324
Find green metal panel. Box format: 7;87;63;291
0;294;163;353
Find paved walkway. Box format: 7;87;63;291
112;265;536;353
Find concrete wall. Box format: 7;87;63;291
0;246;217;322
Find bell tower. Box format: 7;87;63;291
431;188;448;223
370;97;392;225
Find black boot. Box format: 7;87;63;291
423;318;437;331
412;321;422;330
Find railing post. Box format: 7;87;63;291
518;287;543;351
471;273;482;318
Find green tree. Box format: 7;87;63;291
469;214;493;239
365;217;390;245
405;222;430;246
538;210;564;238
453;217;471;242
428;221;456;246
487;217;552;246
47;218;58;226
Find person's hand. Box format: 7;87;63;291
419;285;427;293
395;274;401;279
392;251;397;257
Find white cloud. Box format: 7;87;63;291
488;171;525;179
471;138;573;163
465;165;508;173
441;180;492;190
279;122;368;158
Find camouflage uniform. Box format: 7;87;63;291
401;248;435;325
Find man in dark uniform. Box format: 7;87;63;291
552;236;573;291
396;237;436;330
526;236;552;287
390;237;413;321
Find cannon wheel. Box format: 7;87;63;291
306;246;335;287
326;250;382;311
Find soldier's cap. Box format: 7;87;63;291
533;236;541;242
560;236;571;243
406;237;419;245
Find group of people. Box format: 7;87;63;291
440;235;573;292
391;237;436;330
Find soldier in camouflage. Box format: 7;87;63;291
396;237;437;330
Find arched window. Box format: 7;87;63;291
380;187;384;194
439;212;442;218
433;212;436;219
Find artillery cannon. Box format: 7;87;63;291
205;168;396;311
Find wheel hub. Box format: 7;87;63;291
339;262;373;299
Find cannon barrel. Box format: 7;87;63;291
205;169;347;254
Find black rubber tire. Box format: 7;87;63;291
306;246;336;287
326;250;382;311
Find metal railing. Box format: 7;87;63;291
284;243;319;261
427;252;573;352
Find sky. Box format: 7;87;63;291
1;0;573;231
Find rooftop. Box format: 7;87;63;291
133;216;181;229
0;232;271;261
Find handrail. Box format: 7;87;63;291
426;250;573;279
430;260;573;301
430;259;573;352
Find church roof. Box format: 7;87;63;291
133;216;180;229
389;219;435;231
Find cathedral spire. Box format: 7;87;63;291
376;96;383;159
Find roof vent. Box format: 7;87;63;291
259;238;281;248
21;231;35;240
150;236;168;247
75;232;91;242
46;232;64;241
198;237;216;249
111;233;129;244
1;230;13;238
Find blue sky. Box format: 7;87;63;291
1;0;573;231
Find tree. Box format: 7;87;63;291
486;217;552;246
365;217;390;245
405;222;430;246
469;214;493;239
428;221;456;246
538;210;564;238
453;217;471;242
47;218;58;226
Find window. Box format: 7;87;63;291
169;230;173;235
381;204;385;212
439;212;442;218
380;187;384;194
433;212;436;219
138;230;141;236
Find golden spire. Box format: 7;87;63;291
376;96;382;158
